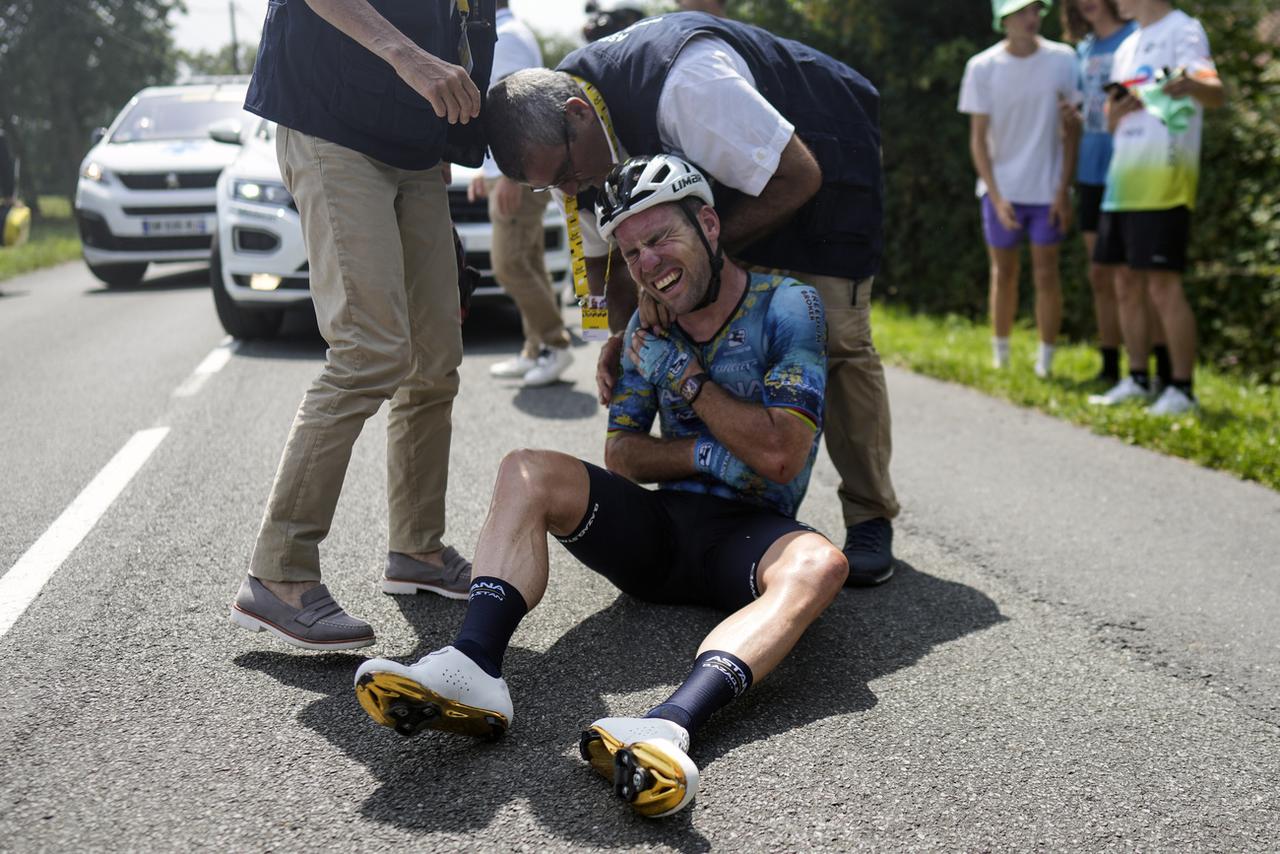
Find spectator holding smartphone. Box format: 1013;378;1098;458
959;1;1081;378
1088;0;1224;415
1063;0;1141;386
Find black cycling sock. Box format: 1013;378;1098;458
646;650;753;737
1100;347;1120;381
1152;344;1173;385
1130;369;1151;390
452;577;528;678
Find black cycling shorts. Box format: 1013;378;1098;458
554;461;819;613
1093;206;1191;272
1076;183;1106;234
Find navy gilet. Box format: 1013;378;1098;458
245;0;495;170
559;12;883;281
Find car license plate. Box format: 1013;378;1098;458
141;217;208;236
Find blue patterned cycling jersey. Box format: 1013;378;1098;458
607;273;827;518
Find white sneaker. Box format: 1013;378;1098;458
1148;385;1198;416
1034;343;1055;378
522;346;573;387
579;716;698;818
1088;376;1153;406
354;645;513;739
490;354;537;379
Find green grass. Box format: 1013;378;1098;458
0;196;82;283
873;303;1280;491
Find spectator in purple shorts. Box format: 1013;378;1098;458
959;0;1081;377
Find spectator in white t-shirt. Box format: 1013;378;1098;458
959;0;1081;378
1087;0;1224;416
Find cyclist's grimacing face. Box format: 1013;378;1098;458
614;204;713;316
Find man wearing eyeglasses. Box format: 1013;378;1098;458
228;0;495;651
484;10;900;587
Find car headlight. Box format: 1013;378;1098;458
81;161;110;183
233;180;293;207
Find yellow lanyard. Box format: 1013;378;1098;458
563;76;622;340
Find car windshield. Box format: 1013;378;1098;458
110;91;246;143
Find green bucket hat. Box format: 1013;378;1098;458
991;0;1050;32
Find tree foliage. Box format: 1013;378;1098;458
731;0;1280;381
0;0;180;202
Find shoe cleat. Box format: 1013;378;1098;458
610;740;698;818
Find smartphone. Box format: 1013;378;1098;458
1103;82;1129;99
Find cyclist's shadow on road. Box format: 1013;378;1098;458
236;560;1002;848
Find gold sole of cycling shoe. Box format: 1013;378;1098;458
355;671;508;741
580;729;694;818
579;725;626;780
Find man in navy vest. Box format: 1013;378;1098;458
483;11;900;585
228;0;495;651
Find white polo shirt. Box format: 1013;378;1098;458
563;35;796;257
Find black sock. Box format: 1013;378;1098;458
1100;347;1120;381
1152;344;1173;385
1129;369;1150;390
452;577;528;678
1172;378;1195;397
645;650;753;737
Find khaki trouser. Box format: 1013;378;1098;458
781;273;900;527
250;127;462;582
487;178;571;359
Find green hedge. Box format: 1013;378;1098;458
731;1;1280;382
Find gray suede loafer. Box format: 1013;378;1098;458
229;576;375;650
381;547;472;599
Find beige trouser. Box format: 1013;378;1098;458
250;127;462;582
781;273;900;527
487;178;571;359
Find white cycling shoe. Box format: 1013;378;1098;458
579;716;698;818
354;645;513;740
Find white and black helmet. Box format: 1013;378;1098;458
596;154;716;242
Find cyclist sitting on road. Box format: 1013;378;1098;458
352;155;848;819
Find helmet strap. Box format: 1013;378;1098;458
678;204;724;312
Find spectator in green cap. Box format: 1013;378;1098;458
960;0;1081;377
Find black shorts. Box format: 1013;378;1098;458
554;461;818;613
1076;183;1106;234
1093;206;1191;272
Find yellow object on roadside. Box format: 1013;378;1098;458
2;202;31;248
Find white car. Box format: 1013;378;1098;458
210;118;571;340
74;79;250;288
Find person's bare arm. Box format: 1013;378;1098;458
621;329;814;483
969;113;1018;230
303;0;480;123
716;133;822;254
1052;99;1080;231
1163;72;1225;109
1105;89;1143;134
605;432;698;482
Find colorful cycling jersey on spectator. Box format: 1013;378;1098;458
608;273;827;518
1103;10;1218;212
1076;20;1137;185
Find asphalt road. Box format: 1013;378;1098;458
1;262;1277;851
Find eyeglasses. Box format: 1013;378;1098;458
529;123;577;193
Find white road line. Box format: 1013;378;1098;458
0;427;170;639
172;337;237;398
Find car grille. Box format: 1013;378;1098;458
117;171;221;190
123;205;217;215
76;209;211;251
448;189;488;224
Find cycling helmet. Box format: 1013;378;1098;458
596;154;715;242
596;154;723;308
